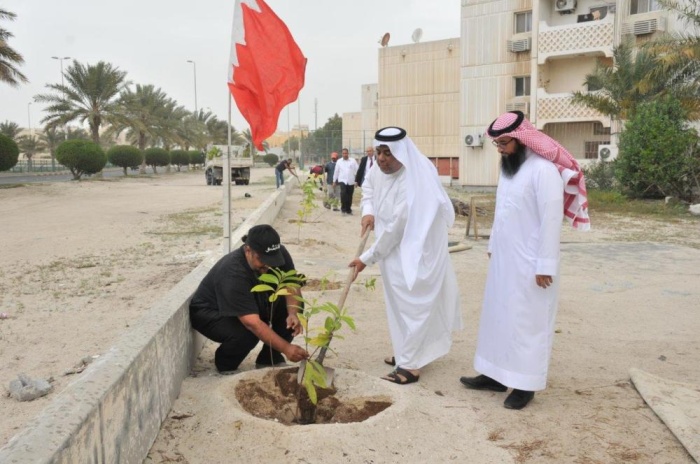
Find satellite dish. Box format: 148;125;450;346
411;28;423;43
379;32;390;47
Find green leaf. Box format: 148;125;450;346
257;273;279;284
250;284;274;293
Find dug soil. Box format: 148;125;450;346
235;367;392;425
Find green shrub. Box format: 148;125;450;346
170;149;190;171
107;145;143;176
263;153;279;167
616;97;700;202
0;133;20;171
583;160;617;191
189;150;205;167
56;139;106;180
144;147;170;174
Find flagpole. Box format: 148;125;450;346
223;93;232;254
298;96;303;169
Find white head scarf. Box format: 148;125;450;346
374;127;455;289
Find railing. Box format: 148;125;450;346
538;17;614;64
9;160;68;173
536;90;606;127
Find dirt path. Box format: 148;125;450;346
1;171;699;463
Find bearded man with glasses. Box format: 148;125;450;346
460;111;589;410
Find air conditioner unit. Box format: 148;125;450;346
598;144;618;161
507;37;531;53
464;133;483;147
555;0;576;13
633;18;665;35
506;102;530;114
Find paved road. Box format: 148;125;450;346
0;168;133;185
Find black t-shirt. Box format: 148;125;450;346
275;160;289;172
190;245;295;319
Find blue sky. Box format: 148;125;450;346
0;0;460;134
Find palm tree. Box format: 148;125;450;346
34;60;128;144
241;128;268;157
0;8;28;87
571;41;664;122
645;0;700;119
109;84;170;151
65;126;89;140
0;120;21;139
16;135;46;170
38;126;64;168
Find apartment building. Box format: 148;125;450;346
461;0;679;187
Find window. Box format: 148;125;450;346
630;0;660;14
593;123;611;135
515;11;532;33
584;141;601;159
514;76;531;97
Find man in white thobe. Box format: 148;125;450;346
460;111;590;409
350;127;462;385
332;148;359;215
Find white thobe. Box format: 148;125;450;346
360;166;462;370
474;150;564;391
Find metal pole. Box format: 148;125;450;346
298;97;303;169
27;102;32;136
187;60;198;114
52;56;71;170
223;92;232;254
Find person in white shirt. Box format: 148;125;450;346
348;127;462;385
332;148;359;215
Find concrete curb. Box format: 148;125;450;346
0;182;292;463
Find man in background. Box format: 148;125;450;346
355;146;376;187
332;148;359;215
323;152;339;210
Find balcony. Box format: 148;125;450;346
535;89;607;129
538;17;614;64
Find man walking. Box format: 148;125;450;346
460;111;589;409
332;148;359;215
324;152;339;210
349;127;462;385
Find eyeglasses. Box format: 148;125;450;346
492;138;514;148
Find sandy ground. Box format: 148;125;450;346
1;168;700;463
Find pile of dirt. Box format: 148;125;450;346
234;367;392;425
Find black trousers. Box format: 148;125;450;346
339;182;354;214
189;300;293;372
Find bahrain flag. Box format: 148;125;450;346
228;0;307;150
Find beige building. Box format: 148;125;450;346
349;1;682;188
461;0;681;187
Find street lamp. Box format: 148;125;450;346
186;60;198;114
27;102;32;136
52;56;71;143
51;56;71;89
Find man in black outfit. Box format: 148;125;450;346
189;225;309;374
354;146;375;187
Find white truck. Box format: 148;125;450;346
204;145;253;186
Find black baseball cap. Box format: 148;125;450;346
244;225;285;267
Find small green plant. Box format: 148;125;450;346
296;179;319;240
363;276;376;291
250;268;355;408
206;146;222;160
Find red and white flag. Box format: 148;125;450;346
228;0;307;150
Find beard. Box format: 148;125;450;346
500;144;527;178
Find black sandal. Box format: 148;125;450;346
382;367;419;385
384;356;396;366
